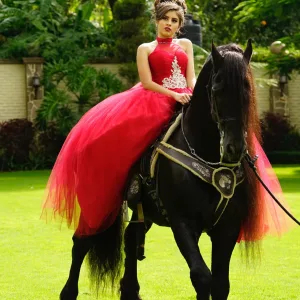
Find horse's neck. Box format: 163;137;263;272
184;86;220;162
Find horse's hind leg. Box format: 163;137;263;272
120;213;152;300
171;220;211;300
60;234;93;300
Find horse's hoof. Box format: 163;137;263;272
120;294;142;300
120;278;141;300
120;292;142;300
60;282;78;300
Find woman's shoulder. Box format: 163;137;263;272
174;38;193;53
137;41;157;56
174;38;193;51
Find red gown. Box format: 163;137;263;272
42;37;192;235
42;37;293;239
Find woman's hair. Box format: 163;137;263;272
154;0;187;28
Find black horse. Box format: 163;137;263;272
60;40;263;300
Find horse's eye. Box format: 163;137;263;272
212;76;224;92
214;75;222;83
213;74;222;84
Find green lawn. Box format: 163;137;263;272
0;166;300;300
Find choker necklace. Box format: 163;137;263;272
156;37;173;44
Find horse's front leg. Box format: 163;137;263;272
171;220;212;300
120;212;152;300
210;223;240;300
60;234;93;300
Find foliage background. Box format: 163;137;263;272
0;0;300;170
186;0;300;49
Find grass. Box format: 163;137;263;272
0;166;300;300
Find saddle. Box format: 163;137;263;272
123;111;181;225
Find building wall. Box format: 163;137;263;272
288;72;300;130
0;61;299;131
253;67;271;117
0;63;26;122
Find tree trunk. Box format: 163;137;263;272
108;0;117;13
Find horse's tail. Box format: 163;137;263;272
240;160;263;261
87;213;124;293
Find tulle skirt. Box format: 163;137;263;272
42;83;192;235
238;135;294;242
42;83;293;239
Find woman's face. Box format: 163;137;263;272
156;10;181;38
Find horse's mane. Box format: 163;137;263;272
242;64;265;253
205;44;265;253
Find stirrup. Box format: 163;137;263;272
122;201;145;223
122;200;130;222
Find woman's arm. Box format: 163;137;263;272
136;44;191;105
180;39;196;89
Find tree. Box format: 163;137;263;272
184;0;250;49
108;0;153;62
183;0;300;49
235;0;300;47
0;0;111;60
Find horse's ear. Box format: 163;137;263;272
211;41;224;71
243;39;253;64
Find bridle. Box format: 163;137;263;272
181;70;300;227
207;71;248;165
182;70;247;168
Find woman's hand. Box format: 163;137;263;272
172;92;192;105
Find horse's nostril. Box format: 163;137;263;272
227;144;235;155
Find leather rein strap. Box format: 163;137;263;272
245;153;300;226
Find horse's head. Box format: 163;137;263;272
208;40;253;164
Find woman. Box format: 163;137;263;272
42;0;194;236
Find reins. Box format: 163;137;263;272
245;153;300;226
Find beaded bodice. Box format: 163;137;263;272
148;37;188;89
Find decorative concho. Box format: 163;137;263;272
213;168;236;198
192;162;210;178
218;174;232;190
130;179;139;194
236;167;244;179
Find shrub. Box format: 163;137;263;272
30;123;66;170
35;89;76;136
0;119;67;171
267;151;300;164
113;0;147;20
266;50;300;78
281;131;300;151
252;47;271;63
118;62;139;87
97;68;125;100
108;0;153;63
0;119;34;171
0;1;111;61
261;111;300;152
37;64;125;138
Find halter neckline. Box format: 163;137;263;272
156;37;173;44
